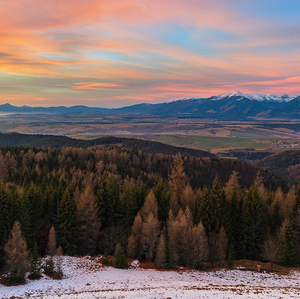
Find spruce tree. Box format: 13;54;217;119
227;243;235;268
281;219;299;267
57;188;77;255
241;185;267;260
96;172;110;229
0;182;9;267
114;244;128;269
153;178;170;223
29;242;42;280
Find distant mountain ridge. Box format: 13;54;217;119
1;91;300;120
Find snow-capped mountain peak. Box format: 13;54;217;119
216;91;294;103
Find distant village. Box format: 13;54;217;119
273;141;300;149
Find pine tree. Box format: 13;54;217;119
56;188;77;255
4;221;30;283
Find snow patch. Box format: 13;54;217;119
216;91;296;103
1;256;300;299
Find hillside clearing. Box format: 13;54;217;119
1;256;300;299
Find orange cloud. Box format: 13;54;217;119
72;82;121;90
0;1;299;106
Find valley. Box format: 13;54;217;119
1;112;300;155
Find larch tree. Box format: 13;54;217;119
185;221;209;268
167;208;189;265
127;212;143;259
4;221;30;283
141;212;160;261
139;190;158;220
76;185;100;256
181;183;195;213
155;230;167;269
224;171;241;200
45;225;57;274
169;153;188;216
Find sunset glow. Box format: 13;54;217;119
1;0;300;107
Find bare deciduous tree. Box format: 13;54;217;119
261;234;283;269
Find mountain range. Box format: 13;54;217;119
1;91;300;120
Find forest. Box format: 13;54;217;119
0;145;299;283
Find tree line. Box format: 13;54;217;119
0;146;299;283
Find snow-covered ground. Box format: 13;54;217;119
1;256;300;299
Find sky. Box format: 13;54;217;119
1;0;300;107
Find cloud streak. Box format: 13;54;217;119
0;0;299;106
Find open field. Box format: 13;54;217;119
155;135;271;152
1;113;300;154
1;256;300;299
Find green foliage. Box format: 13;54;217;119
153;178;170;223
0;182;9;267
29;242;42;280
0;144;297;271
227;243;235;268
241;185;267;260
282;220;299;267
57;188;77;255
114;244;128;269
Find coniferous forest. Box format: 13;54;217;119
0;145;299;283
